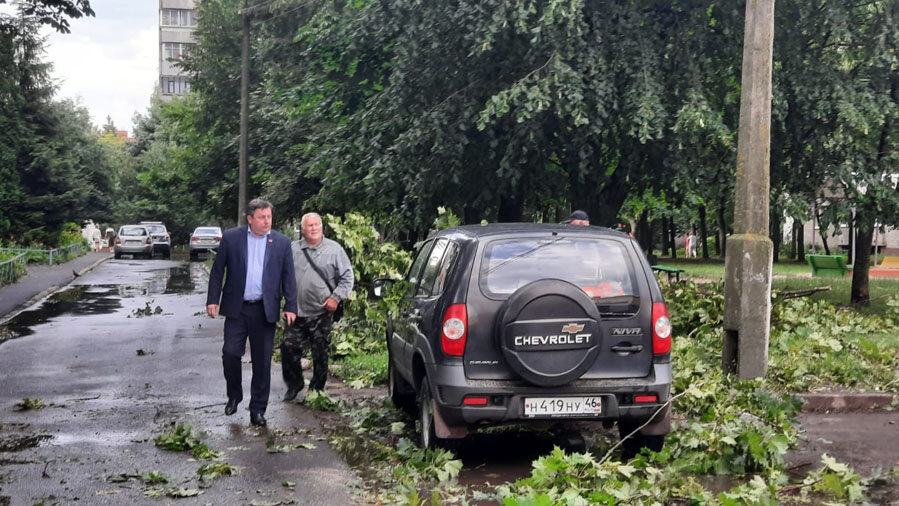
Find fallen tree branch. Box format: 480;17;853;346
776;286;831;300
777;478;822;496
65;394;101;402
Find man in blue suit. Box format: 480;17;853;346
206;199;297;427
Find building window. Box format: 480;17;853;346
163;42;194;61
161;8;196;27
161;76;191;96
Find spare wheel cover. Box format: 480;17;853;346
496;279;602;387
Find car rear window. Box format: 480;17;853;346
195;228;220;235
479;237;638;299
121;227;147;236
145;225;166;234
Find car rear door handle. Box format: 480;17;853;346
611;344;643;353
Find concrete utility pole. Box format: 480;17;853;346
238;0;250;227
723;0;775;379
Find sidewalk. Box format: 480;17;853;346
0;251;111;322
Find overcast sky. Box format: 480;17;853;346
43;0;158;135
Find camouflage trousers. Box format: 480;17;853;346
281;312;334;391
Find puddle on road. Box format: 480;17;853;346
162;264;197;294
112;264;201;296
0;263;203;341
0;286;121;337
0;434;52;452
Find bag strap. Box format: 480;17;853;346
302;247;335;293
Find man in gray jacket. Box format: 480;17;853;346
282;212;354;400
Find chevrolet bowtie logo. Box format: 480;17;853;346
561;323;585;334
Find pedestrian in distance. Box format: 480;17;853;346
564;210;590;226
282;212;354;401
206;198;297;427
686;228;698;259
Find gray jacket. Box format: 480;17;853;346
292;237;354;317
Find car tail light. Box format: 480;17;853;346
463;396;488;405
191;236;198;242
652;302;672;355
635;394;658;403
164;234;170;241
215;237;221;242
115;237;121;245
146;237;152;245
441;304;467;356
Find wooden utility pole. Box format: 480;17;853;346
238;0;250;226
723;0;775;379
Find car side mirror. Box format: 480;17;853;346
372;278;392;297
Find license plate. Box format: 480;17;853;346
523;396;602;418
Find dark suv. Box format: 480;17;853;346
381;223;672;455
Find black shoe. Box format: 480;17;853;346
283;386;302;402
225;398;240;416
250;412;267;427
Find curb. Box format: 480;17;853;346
76;254;112;277
0;254;112;326
799;392;898;413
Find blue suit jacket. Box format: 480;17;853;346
206;225;298;323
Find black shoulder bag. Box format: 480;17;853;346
302;248;344;322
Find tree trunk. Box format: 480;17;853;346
669;218;677;258
789;220;797;259
636;210;650;251
847;210;854;265
648;219;656;256
796;220;805;260
717;198;727;258
575;165;630;227
661;216;670;255
497;195;523;222
851;215;873;305
771;205;781;263
699;205;709;259
815;208;831;255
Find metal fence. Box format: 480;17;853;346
0;243;84;265
0;252;27;286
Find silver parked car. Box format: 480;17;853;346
114;225;153;259
189;226;222;260
140;221;171;259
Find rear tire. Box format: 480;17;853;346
618;421;665;460
189;251;198;261
418;377;438;449
114;252;121;259
388;360;415;412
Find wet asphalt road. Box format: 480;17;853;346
0;259;357;505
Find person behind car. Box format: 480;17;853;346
564;210;590;226
281;212;354;401
206;198;298;427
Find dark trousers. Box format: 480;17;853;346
281;312;334;391
223;302;275;414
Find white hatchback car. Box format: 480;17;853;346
189;226;222;260
114;225;153;259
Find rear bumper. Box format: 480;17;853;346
115;244;152;254
427;362;671;428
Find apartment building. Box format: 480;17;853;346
158;0;196;99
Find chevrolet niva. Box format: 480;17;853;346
377;223;672;457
